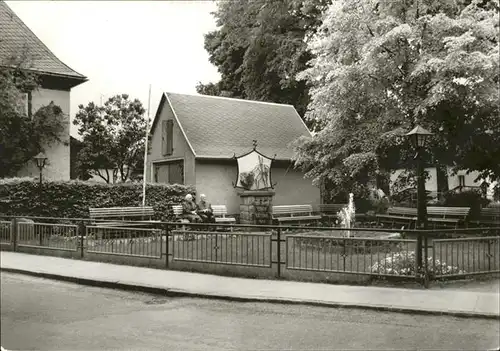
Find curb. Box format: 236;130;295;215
2;267;499;321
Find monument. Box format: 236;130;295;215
233;141;276;226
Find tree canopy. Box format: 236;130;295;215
197;0;331;127
293;0;500;198
73;94;148;183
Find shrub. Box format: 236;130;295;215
0;178;195;220
371;251;464;277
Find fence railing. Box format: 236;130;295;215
286;235;417;277
171;230;272;267
86;225;163;258
1;215;499;287
17;222;78;251
0;220;11;245
432;236;500;278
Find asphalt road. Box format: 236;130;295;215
1;273;499;351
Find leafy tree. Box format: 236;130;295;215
293;0;500;200
0;60;66;178
197;0;331;126
73;94;148;183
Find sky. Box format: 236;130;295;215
6;0;221;138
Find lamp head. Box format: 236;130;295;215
405;125;433;148
34;152;48;169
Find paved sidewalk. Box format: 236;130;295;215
1;251;498;319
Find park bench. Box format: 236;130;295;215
426;206;470;229
172;204;236;230
212;205;236;224
272;204;322;226
317;203;346;224
376;207;418;228
471;207;500;227
89;206;156;227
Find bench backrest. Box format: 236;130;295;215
480;207;500;220
172;204;230;218
427;206;470;219
172;205;183;216
89;206;154;220
387;207;418;216
272;205;314;217
212;205;228;217
318;204;346;214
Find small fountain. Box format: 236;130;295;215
338;193;356;237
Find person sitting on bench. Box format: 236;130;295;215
197;194;214;223
182;194;201;223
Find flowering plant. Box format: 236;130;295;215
371;251;465;277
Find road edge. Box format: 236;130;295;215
2;267;499;320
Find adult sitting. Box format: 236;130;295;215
197;194;214;223
182;194;201;223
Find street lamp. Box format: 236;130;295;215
34;152;48;186
33;152;47;246
405;125;433;276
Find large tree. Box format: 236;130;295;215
197;0;331;126
293;0;500;199
73;94;148;183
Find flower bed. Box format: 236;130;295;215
371;251;465;277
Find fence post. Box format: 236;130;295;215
39;222;43;246
487;238;491;272
423;233;429;288
11;217;17;251
164;223;170;269
276;226;281;278
79;221;85;258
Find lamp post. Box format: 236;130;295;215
34;152;48;186
33;152;47;246
405;126;433;274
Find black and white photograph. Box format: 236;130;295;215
1;0;499;350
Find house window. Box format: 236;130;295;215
458;175;465;188
154;160;184;185
162;119;173;156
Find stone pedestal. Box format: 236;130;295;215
238;190;275;226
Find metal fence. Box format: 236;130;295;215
1;215;499;287
17;222;78;251
171;230;272;267
432;236;500;278
286;234;417;278
0;220;11;245
86;225;163;258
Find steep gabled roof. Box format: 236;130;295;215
0;1;87;86
151;92;312;160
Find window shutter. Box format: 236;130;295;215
161;120;167;156
166;119;173;155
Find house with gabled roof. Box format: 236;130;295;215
0;1;87;180
147;92;321;215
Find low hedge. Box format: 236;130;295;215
0;178;195;220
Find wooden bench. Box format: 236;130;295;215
212;205;236;224
376;207;417;228
318;204;346;216
172;205;189;224
471;207;500;227
426;206;470;229
272;205;322;225
172;204;236;230
89;206;156;227
317;204;347;225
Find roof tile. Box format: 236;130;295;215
0;1;86;79
165;92;312;160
